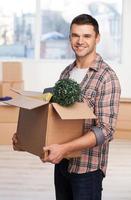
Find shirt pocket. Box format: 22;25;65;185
85;89;96;108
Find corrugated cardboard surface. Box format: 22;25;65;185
11;89;43;97
0;105;19;123
5;96;48;110
0;83;2;96
16;104;84;157
0;81;24;98
4;90;96;158
52;102;96;119
46;104;84;145
2;62;23;81
0;123;17;144
0;62;2;81
17;106;48;156
46;104;83;158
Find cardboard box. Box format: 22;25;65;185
2;62;22;81
4;91;96;157
0;123;17;145
0;81;24;98
0;104;19;123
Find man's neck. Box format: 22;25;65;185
76;52;96;69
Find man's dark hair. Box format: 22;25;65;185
70;14;99;36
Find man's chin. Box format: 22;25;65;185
75;52;88;57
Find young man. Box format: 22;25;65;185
42;14;121;200
13;14;121;200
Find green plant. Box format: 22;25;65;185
52;79;82;106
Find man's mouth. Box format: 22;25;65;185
75;46;86;51
75;46;86;52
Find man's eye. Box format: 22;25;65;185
84;35;91;38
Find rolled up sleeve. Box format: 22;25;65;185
92;72;121;143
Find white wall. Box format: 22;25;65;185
22;60;71;92
22;60;129;98
119;0;131;97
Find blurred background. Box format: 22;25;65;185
0;1;131;200
0;0;129;96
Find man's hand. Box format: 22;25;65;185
12;133;18;150
40;131;97;164
40;144;67;164
12;133;23;151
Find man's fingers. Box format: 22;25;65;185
40;152;46;162
43;147;50;159
12;138;17;144
44;150;49;159
43;146;51;151
12;133;18;143
40;148;50;162
12;133;18;151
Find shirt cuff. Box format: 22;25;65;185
91;126;105;146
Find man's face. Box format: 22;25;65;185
70;24;100;58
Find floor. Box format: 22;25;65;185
0;139;131;200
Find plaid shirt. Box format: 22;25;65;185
60;54;121;175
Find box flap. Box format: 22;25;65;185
52;102;96;119
11;88;43;96
4;96;48;109
0;102;10;106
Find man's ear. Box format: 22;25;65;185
96;34;100;44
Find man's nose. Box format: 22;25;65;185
77;36;84;44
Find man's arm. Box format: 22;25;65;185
41;131;96;164
41;69;121;164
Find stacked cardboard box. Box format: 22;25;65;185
0;62;23;144
0;103;18;144
0;62;24;98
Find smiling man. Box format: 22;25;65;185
12;14;121;200
42;14;121;200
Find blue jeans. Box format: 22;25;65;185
54;159;104;200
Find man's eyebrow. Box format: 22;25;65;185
71;33;79;36
83;34;92;37
71;33;92;37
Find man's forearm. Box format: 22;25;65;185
63;131;97;155
42;132;97;164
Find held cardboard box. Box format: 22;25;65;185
0;81;24;98
2;62;23;82
4;91;96;158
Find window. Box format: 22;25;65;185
0;0;122;62
40;0;122;62
0;0;36;59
